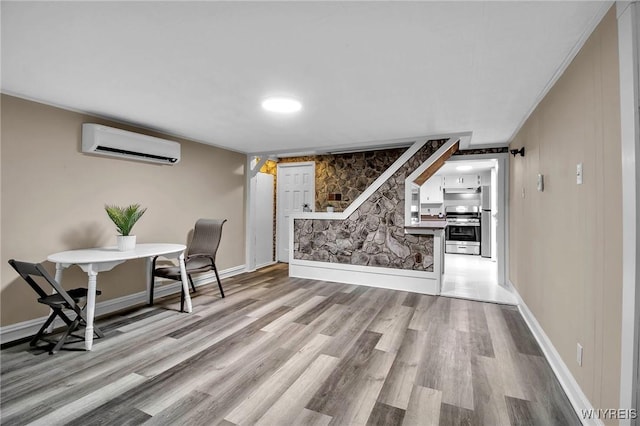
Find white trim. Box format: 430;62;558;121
275;161;317;169
245;155;258;272
617;1;640;423
290;260;440;295
504;154;511;295
497;154;509;288
250;156;268;178
275;161;317;167
511;280;602;426
0;264;245;345
255;260;277;270
403;137;463;225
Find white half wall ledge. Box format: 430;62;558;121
290;260;440;295
510;280;603;426
0;264;246;345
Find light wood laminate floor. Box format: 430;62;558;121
1;263;579;425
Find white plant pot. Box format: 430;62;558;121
326;206;335;213
117;235;136;251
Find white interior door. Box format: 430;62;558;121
277;162;315;262
255;172;274;268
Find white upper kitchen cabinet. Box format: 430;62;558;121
442;174;481;189
420;177;443;203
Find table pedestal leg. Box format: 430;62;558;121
146;257;153;305
85;269;97;351
178;254;193;313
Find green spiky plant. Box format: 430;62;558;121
104;204;147;236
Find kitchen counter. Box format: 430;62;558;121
405;219;447;235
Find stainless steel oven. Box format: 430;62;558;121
445;206;481;255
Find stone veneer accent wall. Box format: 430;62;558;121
260;150;405;261
279;149;406;212
293;139;448;271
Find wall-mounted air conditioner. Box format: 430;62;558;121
82;123;181;165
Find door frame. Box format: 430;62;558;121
276;161;316;263
441;152;509;287
617;1;640;422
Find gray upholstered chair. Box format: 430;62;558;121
8;259;104;354
150;219;227;311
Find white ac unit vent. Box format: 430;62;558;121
82;123;181;165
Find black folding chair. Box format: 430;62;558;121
8;259;104;354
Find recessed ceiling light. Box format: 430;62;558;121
261;97;302;114
456;165;473;171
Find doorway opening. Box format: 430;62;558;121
419;153;515;304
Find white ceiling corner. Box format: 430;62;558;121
1;1;611;154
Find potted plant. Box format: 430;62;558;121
105;203;147;251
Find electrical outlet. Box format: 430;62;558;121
577;343;583;366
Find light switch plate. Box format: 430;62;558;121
577;343;583;366
577;163;583;185
537;174;544;192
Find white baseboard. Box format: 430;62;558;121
510;280;601;426
289;260;439;295
0;264;246;345
256;260;277;270
245;260;277;273
187;264;246;287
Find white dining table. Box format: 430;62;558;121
47;243;191;350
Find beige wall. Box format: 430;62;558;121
509;7;622;414
1;95;246;326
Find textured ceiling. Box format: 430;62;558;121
1;1;610;154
